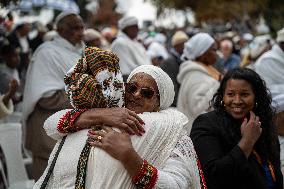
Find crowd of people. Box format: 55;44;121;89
0;9;284;189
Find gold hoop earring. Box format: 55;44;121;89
221;100;225;107
255;102;258;108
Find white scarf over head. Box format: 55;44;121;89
127;65;175;109
182;33;215;61
118;16;138;30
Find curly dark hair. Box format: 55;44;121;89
211;68;278;165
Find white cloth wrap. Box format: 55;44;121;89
182;33;214;61
127;65;175;110
118;16;138;30
22;36;84;125
86;109;188;189
270;83;284;113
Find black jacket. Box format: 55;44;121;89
190;110;283;189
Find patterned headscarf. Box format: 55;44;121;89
127;65;174;110
65;47;124;109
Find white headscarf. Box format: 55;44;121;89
182;32;215;61
118;16;138;30
54;11;79;29
127;65;174;110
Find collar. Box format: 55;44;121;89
53;35;85;54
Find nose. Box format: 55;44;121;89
233;95;242;104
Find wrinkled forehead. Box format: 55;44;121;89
129;72;158;91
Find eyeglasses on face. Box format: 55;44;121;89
126;82;159;99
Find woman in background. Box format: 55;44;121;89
191;68;283;189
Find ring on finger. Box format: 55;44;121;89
97;135;103;142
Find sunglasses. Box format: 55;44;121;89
126;82;159;99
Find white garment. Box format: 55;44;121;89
22;35;84;124
111;31;151;75
254;44;284;88
147;42;169;60
34;109;201;189
270;84;284;113
177;61;220;133
17;33;30;53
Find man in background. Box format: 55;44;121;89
161;31;188;107
22;11;84;180
111;16;151;81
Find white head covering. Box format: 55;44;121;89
147;42;169;60
54;11;79;29
276;28;284;43
84;28;102;41
118;16;138;30
127;65;174;110
171;30;189;46
154;33;167;45
182;33;215;61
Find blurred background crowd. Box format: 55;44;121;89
0;0;283;188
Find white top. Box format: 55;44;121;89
22;34;84;124
177;61;220;133
254;44;284;91
34;109;202;189
111;31;151;75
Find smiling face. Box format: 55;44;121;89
125;73;160;114
223;79;255;120
95;69;124;107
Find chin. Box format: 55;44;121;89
230;113;246;120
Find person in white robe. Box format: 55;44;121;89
22;11;85;180
111;16;151;80
254;28;284;88
177;33;221;133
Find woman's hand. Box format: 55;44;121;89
238;111;262;158
88;126;143;176
75;107;145;135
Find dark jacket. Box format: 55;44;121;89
160;48;182;107
190;110;283;189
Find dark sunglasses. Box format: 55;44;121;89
126;82;159;99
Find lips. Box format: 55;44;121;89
232;107;243;113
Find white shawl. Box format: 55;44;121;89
22;35;84;123
111;32;151;75
86;108;188;189
33;109;190;189
254;44;284;87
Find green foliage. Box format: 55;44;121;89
149;0;284;31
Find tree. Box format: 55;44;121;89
149;0;284;32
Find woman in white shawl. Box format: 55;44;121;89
34;48;204;189
177;33;221;133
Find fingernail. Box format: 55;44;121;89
139;120;145;125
